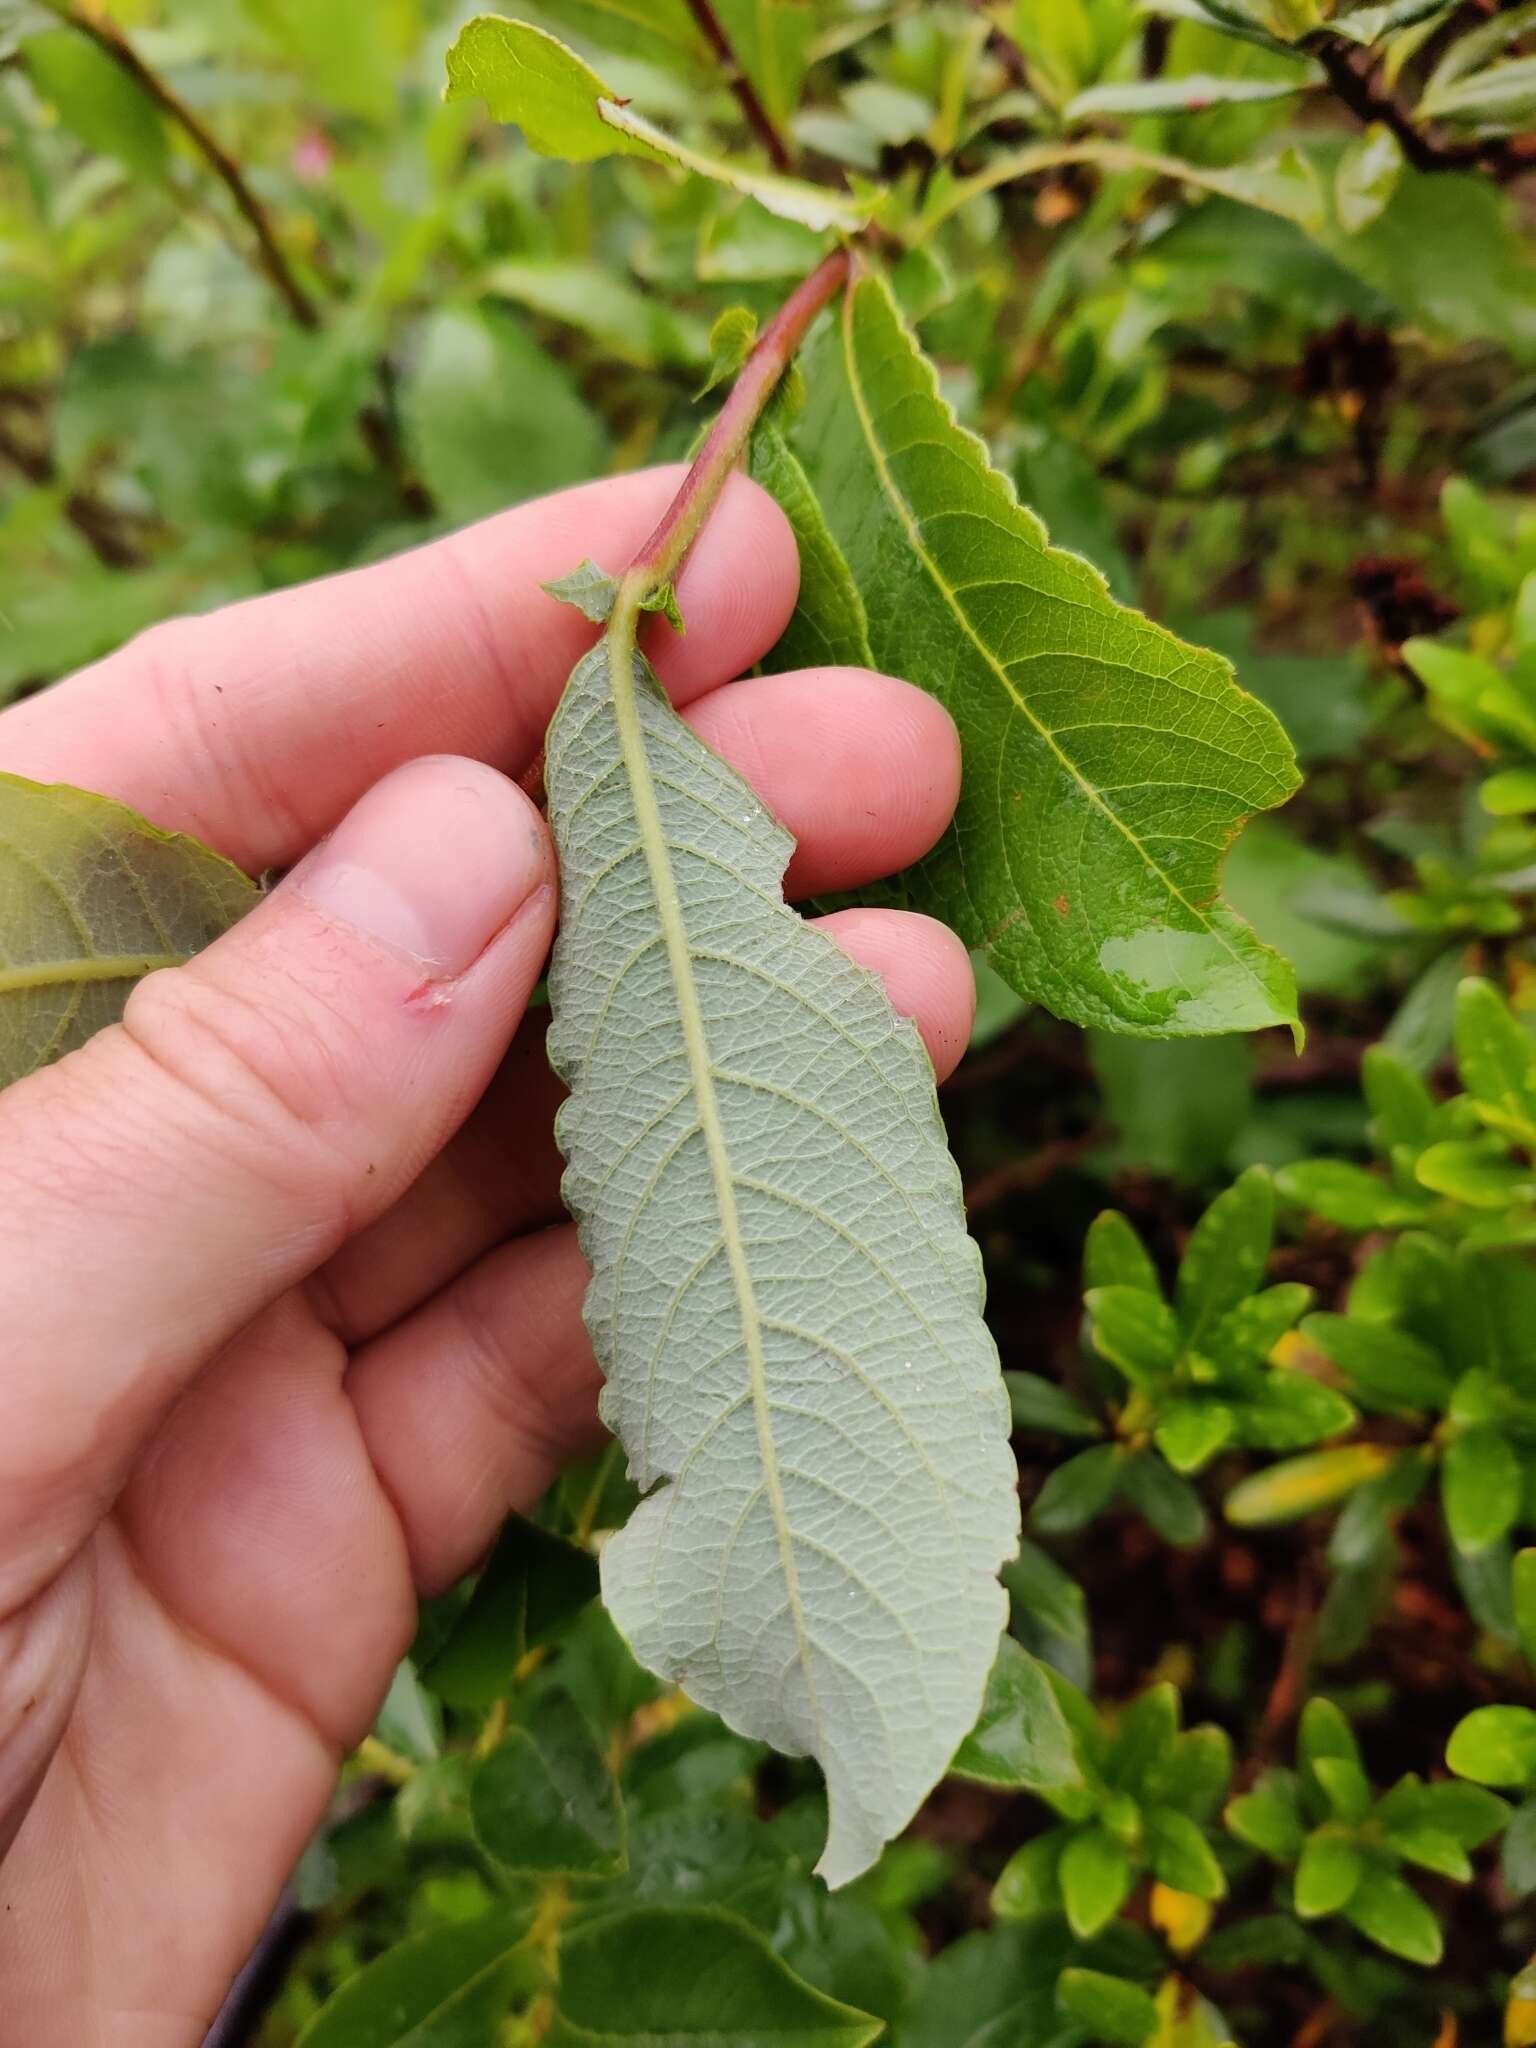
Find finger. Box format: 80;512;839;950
813;908;977;1081
686;668;961;900
346;1224;604;1594
322;908;977;1358
0;469;798;875
0;757;555;1613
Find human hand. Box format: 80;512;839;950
0;469;974;2045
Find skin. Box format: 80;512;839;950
0;469;975;2047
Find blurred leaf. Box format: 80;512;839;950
1300;1314;1453;1415
1084;1210;1162;1295
1066;71;1314;116
403;306;606;520
1226;1768;1305;1859
0;775;257;1086
1225;1443;1394;1525
1447;1705;1536;1789
1121;1451;1209;1547
545;1906;883;2045
1056;1967;1159;2046
1089;1032;1255;1184
424;1516;598;1708
1293;1829;1363;1916
1444;1426;1522;1554
1275;1159;1429;1230
1033;1443;1125;1534
472;1690;626;1876
1334;124;1403;234
1060;1826;1134;1938
1087;1285;1182;1383
22;28;169;178
1176;1166;1273;1341
1147;1808;1225;1900
1343;1867;1442;1964
295;1905;537;2046
1006;1370;1104;1438
489;258;708;367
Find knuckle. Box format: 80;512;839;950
118;955;370;1244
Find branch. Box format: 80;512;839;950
681;0;795;174
0;409;149;569
621;246;849;607
1310;32;1526;183
39;1;320;329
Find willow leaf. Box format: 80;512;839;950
545;619;1018;1888
0;774;258;1087
749;422;874;673
445;17;870;233
793;275;1300;1038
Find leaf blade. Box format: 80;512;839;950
545;633;1018;1887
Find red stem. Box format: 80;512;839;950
626;246;851;596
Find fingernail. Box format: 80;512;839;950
289;757;551;977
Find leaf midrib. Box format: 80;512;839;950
605;629;824;1749
837;280;1276;1008
0;952;187;993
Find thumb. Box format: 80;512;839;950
0;756;555;1611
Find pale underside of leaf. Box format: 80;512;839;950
0;773;258;1085
595;98;871;233
545;637;1017;1887
793;275;1300;1038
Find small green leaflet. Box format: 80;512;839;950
788;275;1300;1037
0;774;258;1086
444;17;870;233
544;614;1018;1887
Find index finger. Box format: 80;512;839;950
0;467;799;874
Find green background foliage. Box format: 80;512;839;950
7;0;1536;2042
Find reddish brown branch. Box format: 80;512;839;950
681;0;795;173
39;1;320;329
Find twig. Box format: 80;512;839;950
38;0;320;329
680;0;795;173
0;408;147;568
1309;31;1526;183
965;1134;1101;1219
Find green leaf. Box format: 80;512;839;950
1224;1371;1356;1454
1300;1695;1361;1773
750;423;875;673
1313;1756;1373;1825
1514;1546;1536;1665
22;29;169;179
1443;1426;1523;1554
508;0;707;71
1120;1451;1209;1548
1065;71;1315;117
1176;1167;1275;1343
795;273;1299;1038
1275;1159;1428;1230
1362;1045;1436;1150
472;1691;625;1876
1377;1774;1509;1850
489;259;708;369
1148;1726;1234;1822
423;1517;599;1707
444;17;872;231
1148;1807;1226;1900
1383;1822;1471;1881
1226;1769;1305;1860
545;1906;882;2045
1447;1705;1536;1789
1419;1137;1536;1209
1033;1443;1124;1534
1154;1402;1234;1474
1502;1794;1536;1896
951;1636;1085;1794
1225;1444;1393;1526
295;1905;536;2047
1086;1287;1182;1385
544;622;1018;1888
0;775;258;1086
1059;1826;1134;1938
1299;1314;1453;1415
1108;1682;1179;1792
1208;1284;1314;1367
1084;1210;1162;1295
1342;1867;1443;1965
403;307;606;519
1055;1968;1159;2047
1334;123;1403;234
714;0;814;126
1456;977;1536;1145
1293;1829;1364;1917
1005;1371;1103;1439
